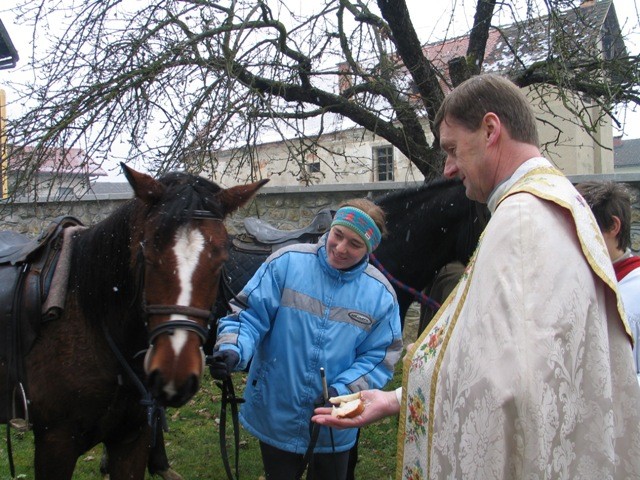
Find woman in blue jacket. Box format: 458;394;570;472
212;198;403;480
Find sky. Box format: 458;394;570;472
1;0;639;179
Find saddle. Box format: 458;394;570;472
0;215;83;323
232;208;333;254
0;216;83;426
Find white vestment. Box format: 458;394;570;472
397;158;640;479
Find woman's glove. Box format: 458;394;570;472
208;350;240;380
314;386;338;407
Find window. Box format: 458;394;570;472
307;162;321;173
373;146;394;181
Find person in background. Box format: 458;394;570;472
576;180;640;384
313;73;640;478
417;261;465;335
210;198;403;480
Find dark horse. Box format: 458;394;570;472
373;177;489;325
0;165;267;479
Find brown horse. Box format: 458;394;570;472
0;164;267;479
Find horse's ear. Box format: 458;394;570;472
217;179;269;215
121;162;165;203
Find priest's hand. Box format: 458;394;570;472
311;389;400;429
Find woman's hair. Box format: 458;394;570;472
339;198;388;237
434;73;539;148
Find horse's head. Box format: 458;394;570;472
121;164;268;407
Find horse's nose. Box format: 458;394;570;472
168;374;200;407
147;370;200;407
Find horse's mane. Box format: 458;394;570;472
376;177;470;228
374;176;486;277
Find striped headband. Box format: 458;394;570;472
331;206;382;253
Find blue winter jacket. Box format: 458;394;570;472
215;235;403;454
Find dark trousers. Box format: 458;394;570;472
259;441;350;480
346;429;359;480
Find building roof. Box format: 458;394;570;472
614;137;640;167
336;0;621;130
422;0;621;87
486;1;620;71
8;145;108;177
0;19;19;70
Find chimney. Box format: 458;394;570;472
613;135;623;148
337;62;353;96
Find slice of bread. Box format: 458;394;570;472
329;392;365;418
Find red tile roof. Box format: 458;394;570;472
7;146;107;176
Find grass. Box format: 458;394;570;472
0;307;420;479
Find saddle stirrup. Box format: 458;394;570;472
10;382;30;432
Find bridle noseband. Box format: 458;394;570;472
145;306;211;344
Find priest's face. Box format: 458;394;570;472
440;116;494;203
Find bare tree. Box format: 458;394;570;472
3;0;639;198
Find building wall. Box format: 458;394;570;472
209;126;424;188
0;183;408;237
7;171;92;201
528;86;614;175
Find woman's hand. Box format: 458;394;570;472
311;389;400;429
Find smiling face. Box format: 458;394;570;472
440;116;496;203
326;225;368;270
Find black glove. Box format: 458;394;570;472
314;386;338;408
208;350;240;380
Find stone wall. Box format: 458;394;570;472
2;176;640;252
0;182;404;237
0;197;126;236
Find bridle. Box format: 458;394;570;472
145;306;210;344
139;209;223;347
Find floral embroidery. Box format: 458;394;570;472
406;388;427;442
417;325;443;359
403;460;424;480
398;167;640;479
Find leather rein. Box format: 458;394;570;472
209;269;246;480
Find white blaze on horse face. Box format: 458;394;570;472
168;226;205;355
